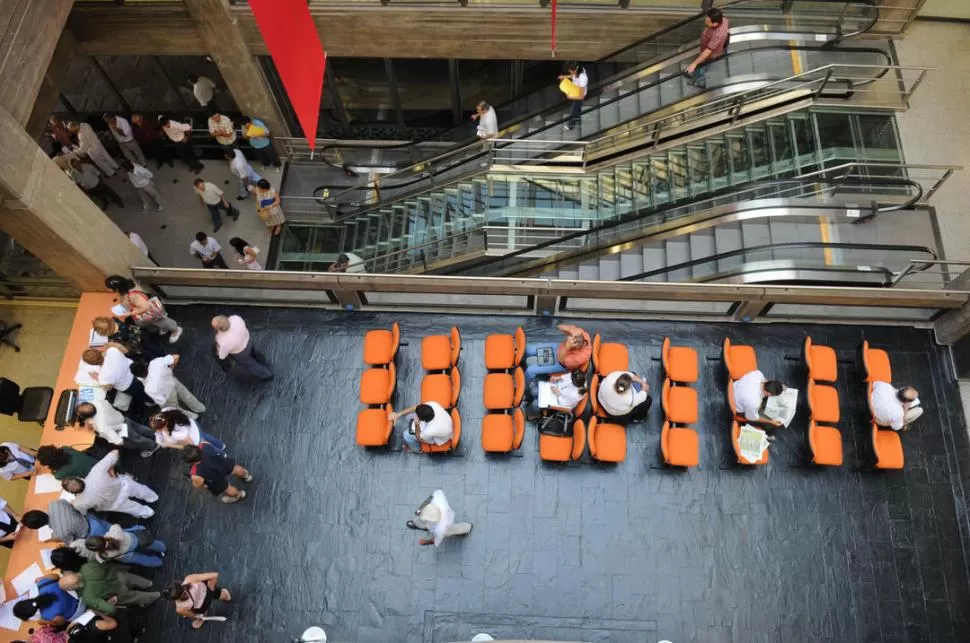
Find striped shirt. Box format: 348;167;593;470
701;17;730;58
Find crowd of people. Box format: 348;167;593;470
0;275;279;642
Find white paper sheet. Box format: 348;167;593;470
40;548;55;571
738;424;770;464
0;599;20;631
763;387;799;427
33;473;62;494
537;381;557;408
11;563;41;597
37;525;54;543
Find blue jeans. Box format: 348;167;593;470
402;416;422;451
524;342;566;385
689;65;707;88
117;526;166;568
206;201;233;228
568;100;582;128
199;429;225;452
87;515;112;537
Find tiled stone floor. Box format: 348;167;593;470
126;307;970;643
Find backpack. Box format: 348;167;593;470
538;411;573;437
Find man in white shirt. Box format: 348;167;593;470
0;497;22;549
207;112;236;147
68;121;119;176
212;314;274;381
407;489;472;546
193;178;238;233
103;114;146;165
190;231;228;269
81;347;153;411
226;148;261;200
389;401;453;453
0;442;36;481
62;450;158;519
189;74;217;107
559;63;588;130
471;101;498;139
870;382;922;431
122;160;164;213
597;370;651;422
130;354;206;419
733;369;784;428
159;116;204;173
127;231;153;263
76;399;158;456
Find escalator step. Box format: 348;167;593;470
578;264;600;281
689;231;716;279
665;238;690;282
714;222;743;273
619;250;643;278
599;257;620;281
641;245;666;282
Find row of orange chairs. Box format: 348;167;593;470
419;327;462;453
357;323;401;447
482;327;526;453
660;338;701;467
864;340;904;470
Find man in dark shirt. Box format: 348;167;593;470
181;443;253;504
686;8;730;89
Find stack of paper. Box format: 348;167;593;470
738;424;770;463
764;387;799;427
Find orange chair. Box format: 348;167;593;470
587;417;626;463
808;421;843;467
485;327;526;372
592;334;629;376
723;337;757;381
731;421;768;465
482;408;526;453
363;322;400;366
661;421;699;467
871;422;904;469
863;340;892;382
421;368;461;409
726;378;740;419
359;363;396;406
804;336;837;383
590;375;602;416
573;392;589;418
539;417;587;462
807;380;840;424
422;326;461;372
483;368;524;410
662;337;698;384
422;408;462;453
356;405;394;447
662;379;698;424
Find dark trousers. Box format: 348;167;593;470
145;140;175;168
202;254;229;269
120;420;158;453
606;396;653;426
231;341;273;381
206;201;236;228
119;377;155;414
174;141;203;171
568;100;583;128
253;145;281;168
87;181;124;209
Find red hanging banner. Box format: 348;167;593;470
551;0;558;55
249;0;326;150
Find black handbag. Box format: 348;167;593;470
538;411;573;437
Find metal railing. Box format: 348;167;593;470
892;259;970;289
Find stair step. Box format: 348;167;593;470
619;249;644;278
665;237;690;282
599;257;621;281
578;263;600;281
641;245;666;281
689;231;716;279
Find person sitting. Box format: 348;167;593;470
91;315;168;360
733;370;785;429
525;370;587;420
0;442;36;481
870;382;922;431
522;324;592;385
597;371;651;423
13;573;86;627
389;402;453;453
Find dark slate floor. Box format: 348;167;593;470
129;306;970;643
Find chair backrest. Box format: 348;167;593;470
866;381;875;421
574;392;589;417
390;322;400;359
862;340;872;380
450;327;461;366
513;327;526;365
589;375;602;417
387;362;397;399
731;421;741;461
660;420;670;463
807;379;817;416
512;408;525;450
661;337;671;374
450;367;461;407
572;418;587;460
513;367;525;407
450;408;462;448
804;336;813;375
586;417;598;455
592;333;602;372
870;421;882;465
722;337;732;376
661;378;672;416
726;378;737;414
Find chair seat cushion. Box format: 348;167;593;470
810;424;843;466
597;343;629;375
422;335;453;371
485;334;515;371
19;386;53;423
363;330;394;365
421;374;453;409
665;427;699;467
811;384;840;424
421;441;453;453
866;348;892;382
666;346;698;383
592;422;626;462
875;430;904;469
666;386;698;424
356;409;392;446
360;369;393;405
808;345;838;382
482;414;514;452
539;434;573;461
726;345;757;380
484;373;514;410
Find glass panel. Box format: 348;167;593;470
765;304;938;321
791;115;819;174
768;121;794;176
728;133;750;184
564;299;733;315
707;137;730;191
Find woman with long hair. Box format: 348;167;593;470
228;237;263;270
149;408;225;451
103;275;182;343
167;571;233;630
13;573;85;627
250;178;286;236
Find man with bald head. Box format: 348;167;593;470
212;314;273;381
870;382;923;431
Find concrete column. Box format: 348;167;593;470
26;29;79;141
183;0;291;152
0;106;147;291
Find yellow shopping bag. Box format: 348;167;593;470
559;78;584;100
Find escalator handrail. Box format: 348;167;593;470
618;241;937;282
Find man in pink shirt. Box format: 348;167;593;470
212;315;273;381
686;8;730;89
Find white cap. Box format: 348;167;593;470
471;635;495;642
301;627;327;642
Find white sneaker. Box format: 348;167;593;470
168;326;183;344
221;490;246;503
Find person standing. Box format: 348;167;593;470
36;445;98;481
103;114;146;166
69;121;119;176
189;74;218;109
686;8;730;89
127;230;156;264
558;63;588;131
241;116;282;170
49;117;75;155
190;231;229;269
471;101;499;139
0;497;22;549
22;500;143;550
105;275;183;342
12;573;85;627
251;178;286;236
75;399;159;457
229;237;262;270
208;112;237;149
131;355;206;418
194;178;238;233
226;148;261;200
132;113;174;169
149;408;224;450
122;160;164;213
81;346;154;411
181;443;252;504
168;571;233;630
406;489;472;546
160;116;204;173
0;442;36;481
67;157;124;210
63;450;158;519
59;562;160;615
85;522;166;568
212;314;273;381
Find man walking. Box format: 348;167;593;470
104;114;147;166
62;450;158;519
471;101;498;139
212;314;273;381
241;116;282;170
160;116;205;173
122;160;164;213
189;74;218;109
194;178;238;233
130;353;206;419
686;8;730;89
190;231;229;268
181;443;253;504
67;158;124;210
406;489;472;546
59;562;159;615
227;148;261;200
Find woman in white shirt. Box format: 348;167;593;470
471;101;499;139
229;237;263;270
559;62;589;130
597;370;651;423
525;370;587;420
0;442;36;481
149;408;226;452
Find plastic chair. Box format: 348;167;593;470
539;417;587;462
359;363;396;406
421;367;461;409
422;326;461;371
871;422;904;469
482;408;526;453
863;340;892;383
662;378;698;424
661;421;699;467
587;417;626;463
363;322;399;366
804;336;837;383
808;421;843;467
732;421;768;465
592;334;629;376
807;380;840;424
356;405;394;447
723;337;757;381
484;327;526;371
662;337;698;384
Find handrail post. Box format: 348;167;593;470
905;69;929;102
890;262;919;287
818;68;835;97
924;169;954;202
